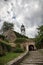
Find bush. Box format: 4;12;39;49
16;43;21;48
35;43;41;49
0;41;12;53
35;36;43;49
0;35;5;40
0;44;6;56
14;47;24;53
6;45;12;52
14;43;24;53
35;25;43;49
4;39;9;43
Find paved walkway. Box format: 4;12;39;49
19;51;43;65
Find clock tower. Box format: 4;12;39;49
21;24;25;35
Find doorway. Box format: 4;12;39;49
29;45;34;51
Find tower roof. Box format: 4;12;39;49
21;24;24;27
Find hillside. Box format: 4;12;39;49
14;31;28;39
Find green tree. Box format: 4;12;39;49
2;21;14;33
35;25;43;49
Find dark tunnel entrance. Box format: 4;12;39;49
29;45;34;51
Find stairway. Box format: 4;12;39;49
19;51;43;65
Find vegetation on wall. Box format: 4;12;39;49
14;31;28;39
0;41;12;56
0;35;9;43
0;35;5;40
14;43;24;53
15;38;27;43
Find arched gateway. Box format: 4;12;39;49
26;41;36;51
22;40;36;51
29;45;34;51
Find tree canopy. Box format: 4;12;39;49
35;25;43;49
2;21;14;33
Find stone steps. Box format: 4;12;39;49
20;61;43;65
19;51;43;65
22;61;43;64
22;60;43;64
20;63;43;65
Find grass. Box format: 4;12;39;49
0;52;21;65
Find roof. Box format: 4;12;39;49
21;24;25;27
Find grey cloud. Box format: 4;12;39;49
23;0;43;28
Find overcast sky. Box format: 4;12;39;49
0;0;43;38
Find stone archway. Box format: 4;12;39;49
29;45;34;51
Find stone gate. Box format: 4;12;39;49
21;40;36;51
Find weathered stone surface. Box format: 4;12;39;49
3;29;16;42
20;51;43;65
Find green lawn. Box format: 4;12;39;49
0;52;21;65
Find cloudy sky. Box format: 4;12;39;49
0;0;43;38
